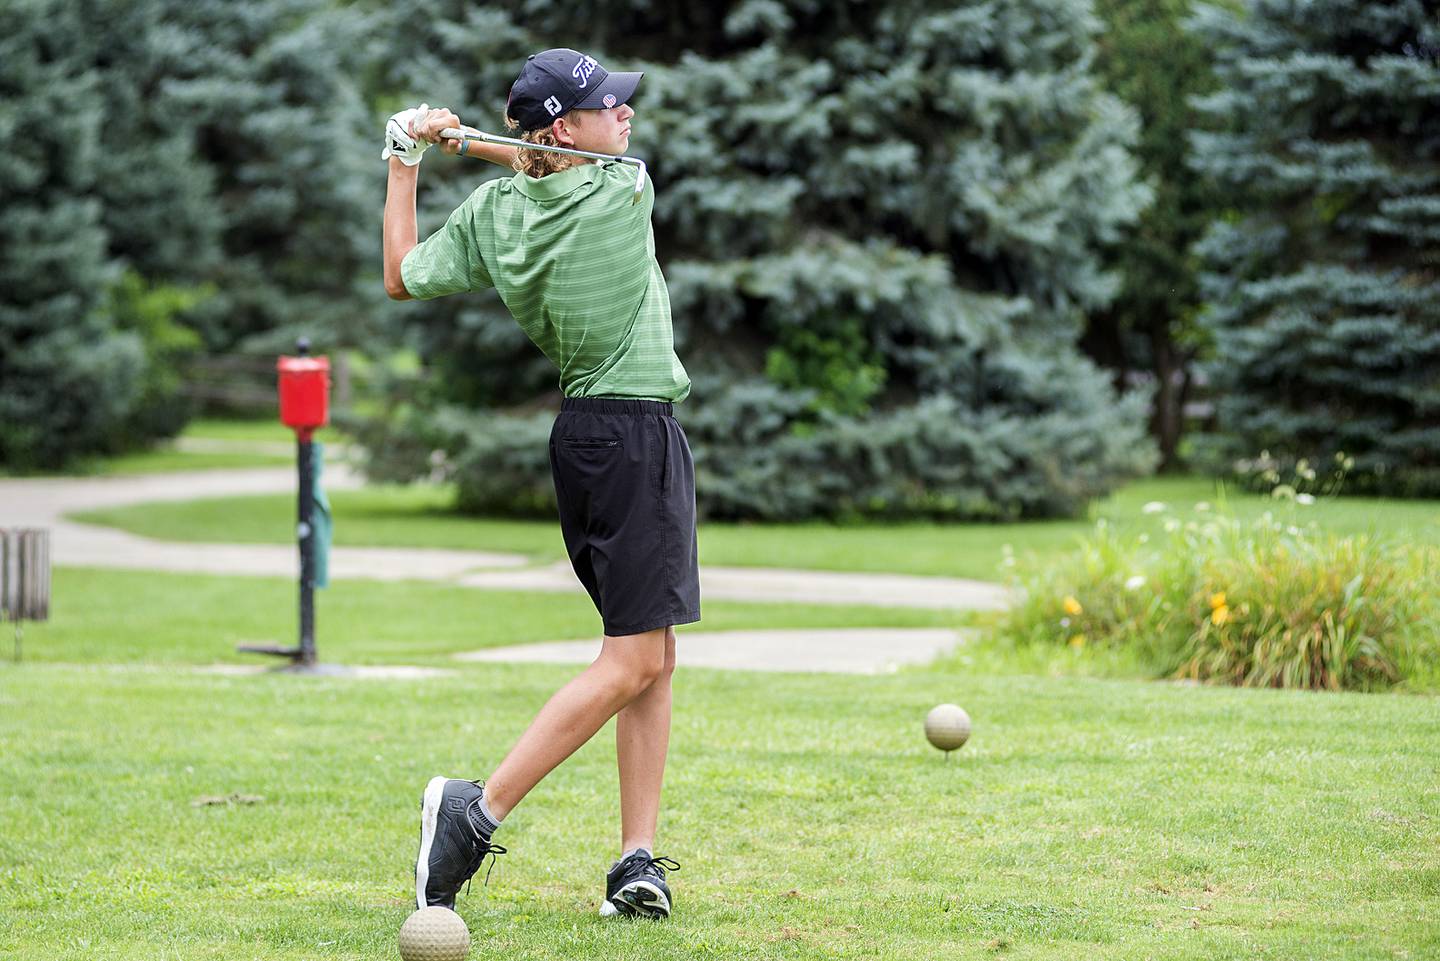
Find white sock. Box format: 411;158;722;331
469;794;502;838
617;846;651;867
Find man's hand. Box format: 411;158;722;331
383;104;468;165
412;106;465;155
382;105;429;165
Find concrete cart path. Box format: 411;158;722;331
0;468;531;578
0;468;1009;672
457;563;1007;611
456;628;974;675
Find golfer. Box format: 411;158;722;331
381;49;697;919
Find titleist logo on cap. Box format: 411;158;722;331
572;55;598;88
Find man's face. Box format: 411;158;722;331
558;104;635;156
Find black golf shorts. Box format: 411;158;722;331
549;397;701;637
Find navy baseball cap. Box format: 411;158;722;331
506;48;643;132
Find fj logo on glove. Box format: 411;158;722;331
572;55;598;87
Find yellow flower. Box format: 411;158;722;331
1211;604;1230;626
1063;596;1083;616
1068;634;1086;649
1209;592;1227;610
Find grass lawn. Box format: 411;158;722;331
1;418;305;478
70;448;296;475
1;570;1435;960
70;475;1440;581
183;418;306;444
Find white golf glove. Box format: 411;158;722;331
381;104;430;166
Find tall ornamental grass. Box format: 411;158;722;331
997;501;1440;692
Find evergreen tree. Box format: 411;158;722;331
1;0;390;468
86;0;221;285
1188;0;1440;494
1087;0;1236;468
156;0;387;354
0;0;144;469
363;0;1160;520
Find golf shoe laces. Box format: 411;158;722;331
639;854;680;879
460;788;506;896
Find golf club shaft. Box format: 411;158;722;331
439;127;646;204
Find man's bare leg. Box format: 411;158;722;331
616;626;676;853
483;627;668;819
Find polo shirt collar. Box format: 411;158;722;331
514;162;602;201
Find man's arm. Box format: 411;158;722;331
445;137;520;169
416;113;518;169
382;106;456;301
383;106;515;301
383;157;418;301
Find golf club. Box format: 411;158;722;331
440;126;647;204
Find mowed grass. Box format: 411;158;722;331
1;418;303;478
12;462;1440;958
74;448;296;475
70;475;1440;580
2;652;1436;958
184;418;305;444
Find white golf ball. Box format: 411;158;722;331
924;703;972;752
398;906;470;961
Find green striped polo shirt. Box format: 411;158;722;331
401;161;690;402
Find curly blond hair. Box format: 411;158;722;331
505;116;584;178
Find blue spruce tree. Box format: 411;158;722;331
1189;0;1440;494
1;0;384;466
0;0;144;469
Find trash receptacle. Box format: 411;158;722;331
1;527;50;661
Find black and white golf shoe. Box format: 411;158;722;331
415;776;506;910
599;850;680;919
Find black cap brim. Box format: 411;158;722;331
574;70;642;110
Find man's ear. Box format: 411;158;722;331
553;116;575;146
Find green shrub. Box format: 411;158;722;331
349;402;555;517
103;272;208;449
998;500;1440;692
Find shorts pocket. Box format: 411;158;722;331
561;436;622;450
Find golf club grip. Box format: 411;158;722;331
439;127;484;142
